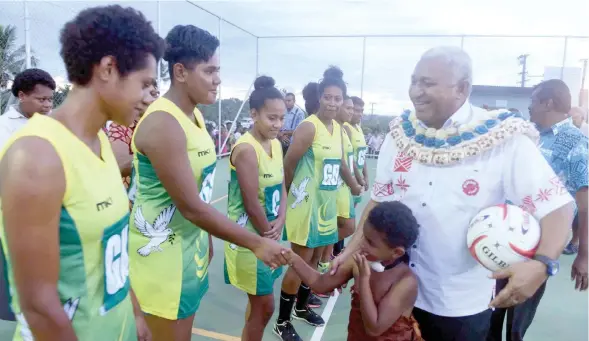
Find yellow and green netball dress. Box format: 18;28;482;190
336;127;355;219
344;122;367;204
224;133;284;295
129;97;217;320
0;115;135;341
284;115;342;248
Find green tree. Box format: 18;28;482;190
198;98;250;125
361;114;394;134
0;25;38;91
1;24;39;114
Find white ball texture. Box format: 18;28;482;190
467;204;541;272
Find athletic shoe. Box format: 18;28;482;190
314;291;330;298
273;321;302;341
563;242;579;255
292;306;325;327
318;262;330;274
307;293;323;308
294;293;323;308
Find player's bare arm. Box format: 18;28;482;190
283;121;315;192
135;111;287;268
110;137;133;177
232;143;272;235
0;137;77;341
288;250;355;294
330;200;377;275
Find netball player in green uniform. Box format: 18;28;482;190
274;67;354;341
224;76;286;341
0;5;163;340
349;96;369;198
129;25;287;341
318;97;363;272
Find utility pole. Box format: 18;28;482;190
370;103;375;115
580;58;588;107
518;54;529;87
580;59;587;92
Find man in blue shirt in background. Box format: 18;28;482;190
278;92;305;155
488;79;588;341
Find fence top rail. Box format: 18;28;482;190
256;34;589;39
181;2;588;41
184;0;258;38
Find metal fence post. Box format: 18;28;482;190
360;37;366;98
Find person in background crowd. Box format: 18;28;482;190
224;75;287;341
331;46;574;341
108;80;159;190
278;92;306;155
488;79;589;341
0;68;56;148
368;131;384;156
570;106;588;137
0;5;164;340
0;68;56;323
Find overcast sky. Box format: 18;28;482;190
1;0;588;114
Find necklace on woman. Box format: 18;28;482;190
389;109;539;166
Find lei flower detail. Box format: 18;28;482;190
388;109;539;166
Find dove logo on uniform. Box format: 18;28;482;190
229;213;249;250
134;205;177;257
290;177;311;209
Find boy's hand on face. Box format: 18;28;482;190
353;253;371;284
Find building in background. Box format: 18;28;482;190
470;85;534;118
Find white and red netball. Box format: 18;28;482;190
467;204;541;272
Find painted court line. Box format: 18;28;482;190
310;290;340;341
211;194;228;205
192;327;240;341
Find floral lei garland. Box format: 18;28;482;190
388;109;540;166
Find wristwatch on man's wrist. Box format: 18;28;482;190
532;254;560;276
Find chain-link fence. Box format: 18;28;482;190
1;1;588;157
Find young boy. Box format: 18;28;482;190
285;201;423;341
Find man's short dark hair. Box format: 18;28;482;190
285;92;295;100
350;96;365;107
11;68;56;97
532;79;572;113
59;5;164;86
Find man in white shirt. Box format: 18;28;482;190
0;68;55;322
0;68;55;149
331;46;574;341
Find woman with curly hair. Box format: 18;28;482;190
0;5;164;340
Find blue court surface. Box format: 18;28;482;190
0;158;586;340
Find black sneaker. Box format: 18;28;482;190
295;293;323;308
273;321;302;341
307;293;323;308
292;306;325;327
